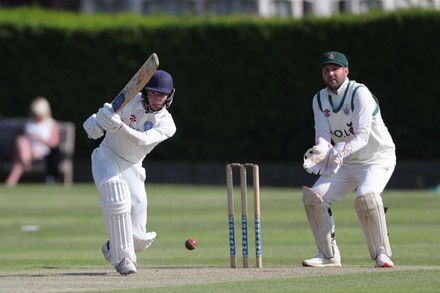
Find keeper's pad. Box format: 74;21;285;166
354;192;392;260
100;179;136;266
302;186;334;258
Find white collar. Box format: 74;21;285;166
326;78;350;96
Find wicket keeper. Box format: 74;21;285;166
83;70;176;275
302;52;396;268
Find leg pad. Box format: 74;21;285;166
354;192;392;260
100;179;136;265
303;186;334;258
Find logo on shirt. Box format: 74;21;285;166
324;109;330;118
343;104;351;116
144;121;153;131
331;122;354;139
130;115;137;123
347;122;354;135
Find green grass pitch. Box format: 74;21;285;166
0;184;439;292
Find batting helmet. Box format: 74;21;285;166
141;70;175;112
143;70;173;94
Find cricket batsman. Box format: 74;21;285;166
301;52;396;268
83;70;176;275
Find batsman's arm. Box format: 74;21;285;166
116;118;176;146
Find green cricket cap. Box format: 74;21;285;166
319;51;349;67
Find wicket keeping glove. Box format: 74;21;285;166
322;142;351;177
96;103;124;133
303;137;332;175
83;114;104;140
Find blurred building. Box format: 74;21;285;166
0;0;439;18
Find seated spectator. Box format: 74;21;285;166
5;96;59;187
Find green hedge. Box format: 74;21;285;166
0;8;438;162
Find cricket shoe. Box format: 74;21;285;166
302;243;341;267
115;257;137;275
102;240;111;263
375;253;394;268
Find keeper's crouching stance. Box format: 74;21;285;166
302;187;393;268
83;70;176;275
301;52;396;268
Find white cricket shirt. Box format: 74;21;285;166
100;93;176;164
312;78;396;165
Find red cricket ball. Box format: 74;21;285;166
185;238;197;250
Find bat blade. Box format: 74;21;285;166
111;53;159;113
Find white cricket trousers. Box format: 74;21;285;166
91;146;148;237
312;163;395;205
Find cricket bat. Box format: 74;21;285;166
111;53;159;114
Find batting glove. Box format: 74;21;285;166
83;114;104;140
96;103;123;133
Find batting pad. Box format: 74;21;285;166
302;186;334;259
133;232;157;252
100;179;136;266
354;192;392;260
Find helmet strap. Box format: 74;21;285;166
165;88;175;108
